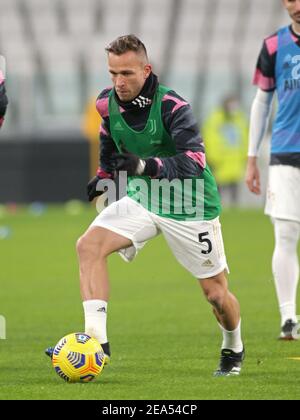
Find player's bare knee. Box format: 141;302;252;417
77;229;115;261
76;234;102;260
76;235;89;258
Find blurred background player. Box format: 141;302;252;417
46;34;245;376
0;56;8;129
246;0;300;340
202;95;248;206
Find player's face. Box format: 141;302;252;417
283;0;300;25
108;51;152;102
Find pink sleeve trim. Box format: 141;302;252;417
0;117;4;128
97;168;113;179
265;35;278;56
163;94;188;114
154;157;163;168
253;68;275;91
100;123;108;136
96;97;109;118
185;151;206;169
0;71;4;85
151;158;163;178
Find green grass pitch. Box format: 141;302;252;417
0;205;299;400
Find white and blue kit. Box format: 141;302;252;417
252;24;300;329
254;25;300;222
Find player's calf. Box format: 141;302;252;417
199;272;244;376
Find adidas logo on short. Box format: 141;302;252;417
202;259;214;268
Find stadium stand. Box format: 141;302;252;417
0;0;290;135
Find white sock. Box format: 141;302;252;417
83;299;108;344
272;219;300;326
219;320;243;353
280;303;297;326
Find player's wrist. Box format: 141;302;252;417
247;156;258;165
136;159;146;175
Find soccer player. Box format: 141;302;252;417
0;58;8;128
246;0;300;339
47;35;244;376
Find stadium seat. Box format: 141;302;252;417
0;0;289;133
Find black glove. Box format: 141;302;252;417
87;176;102;202
111;151;159;177
111;151;143;176
87;170;113;202
0;81;8;119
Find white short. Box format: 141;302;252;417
265;165;300;223
90;196;229;279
